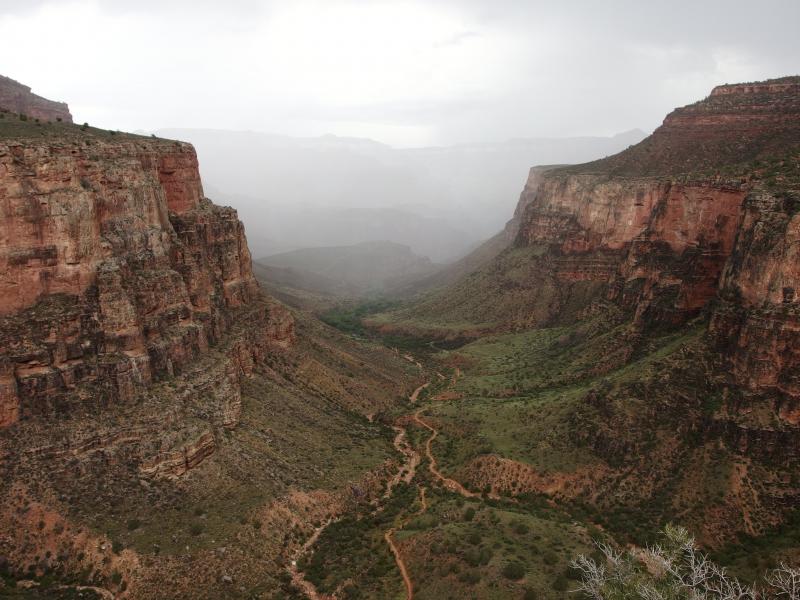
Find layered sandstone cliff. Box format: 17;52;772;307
0;123;294;429
0;75;73;123
510;77;800;397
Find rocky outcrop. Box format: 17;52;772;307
505;78;800;338
0;75;72;123
0;127;294;429
515;175;748;327
710;189;800;400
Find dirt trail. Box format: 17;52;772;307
288;517;336;600
288;380;427;599
409;382;429;403
384;528;413;599
385;425;421;498
291;360;465;600
413;408;478;498
385;486;428;600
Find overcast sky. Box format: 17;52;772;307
1;0;798;147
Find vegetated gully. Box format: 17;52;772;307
289;364;470;600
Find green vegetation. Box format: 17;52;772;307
302;483;419;597
320;298;399;335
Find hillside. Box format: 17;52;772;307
371;77;800;550
3;74;800;600
0;109;419;598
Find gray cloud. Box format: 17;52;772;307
1;0;797;146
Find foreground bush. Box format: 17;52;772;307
571;524;800;599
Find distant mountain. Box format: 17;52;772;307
0;74;72;122
157;128;647;262
255;241;438;298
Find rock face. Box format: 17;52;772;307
507;77;800;396
0;127;294;429
0;75;73;123
515;175;748;327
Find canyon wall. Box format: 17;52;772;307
0;129;294;429
0;75;73;123
509;77;800;392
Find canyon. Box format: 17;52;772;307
1;75;800;599
0;101;418;598
372;77;800;556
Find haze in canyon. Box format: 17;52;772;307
1;2;800;600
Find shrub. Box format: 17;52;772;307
463;508;476;522
552;575;569;591
126;519;140;531
571;524;800;599
189;523;204;536
111;571;122;585
111;540;123;554
502;561;525;580
458;570;480;585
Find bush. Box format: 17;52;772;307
126;519;140;531
111;540;123;554
552;575;569;591
571;524;800;599
514;522;530;535
189;523;204;536
458;570;480;585
502;561;525;580
111;571;122;585
463;508;476;522
523;589;538;600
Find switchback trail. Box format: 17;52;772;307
385;424;420;498
288;517;335;600
288;380;427;599
385;486;428;600
409;382;429;403
413;408;478;498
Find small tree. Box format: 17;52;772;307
571;525;800;599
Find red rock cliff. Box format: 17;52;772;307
0;75;73;123
511;76;800;395
0;125;293;428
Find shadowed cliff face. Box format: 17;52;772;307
0;127;293;428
